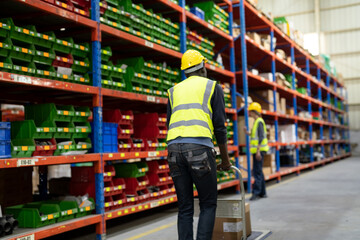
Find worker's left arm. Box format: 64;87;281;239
257;121;265;153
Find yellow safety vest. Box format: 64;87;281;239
250;117;269;154
167;76;216;142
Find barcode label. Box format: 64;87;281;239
148;151;157;157
14;75;32;84
145;40;154;48
210;65;216;70
150;201;160;208
17;234;35;240
208;23;214;30
147;96;155;102
17;159;36;167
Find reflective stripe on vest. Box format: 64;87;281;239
250;117;269;154
167;76;216;141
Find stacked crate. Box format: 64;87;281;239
216;154;236;183
146;160;175;199
118;56;180;96
40;0;91;17
101;46;127;91
100;0;180;51
0;122;11;158
0;18;92;85
186;30;223;69
193;1;229;34
113;162;151;205
11;103;92;157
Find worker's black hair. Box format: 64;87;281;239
251;110;261;116
184;64;207;78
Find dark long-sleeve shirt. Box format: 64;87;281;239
257;121;265;145
166;83;228;146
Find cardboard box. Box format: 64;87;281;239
238;155;253;179
279;97;286;114
268;125;276;141
275;49;286;60
247;32;261;45
278;124;296;143
259;72;273;81
236;95;253;109
237;117;254;144
286;107;294;116
250;90;279;112
263;167;272;176
263;154;276;174
213;203;252;240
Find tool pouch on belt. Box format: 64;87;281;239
188;150;211;179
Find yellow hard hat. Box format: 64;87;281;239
181;49;208;73
249;102;262;113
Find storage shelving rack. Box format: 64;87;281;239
0;0;240;239
232;0;351;190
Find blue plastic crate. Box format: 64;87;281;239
0;122;10;141
0;140;11;159
90;122;118;153
190;7;205;20
104;144;118;153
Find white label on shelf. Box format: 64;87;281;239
260;77;265;82
147;96;156;102
17;159;36;167
207;23;214;30
148;151;157;157
17;234;35;240
209;65;216;70
145;40;154;48
14;75;32;84
150;201;160;208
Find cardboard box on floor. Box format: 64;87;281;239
213;203;252;240
237;116;254;145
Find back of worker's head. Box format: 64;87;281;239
181;49;208;78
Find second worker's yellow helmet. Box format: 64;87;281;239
249;102;262;114
181;49;208;73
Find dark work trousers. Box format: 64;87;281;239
252;151;267;196
167;143;217;240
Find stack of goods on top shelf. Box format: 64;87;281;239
246;32;276;52
273;16;304;49
10;104;92;158
133;113;167;151
118;57;180;97
186;30;223;69
146;159;175;199
0;18;91;85
70;165;126;212
103;109;141;153
113;161;151;205
101;46;127;91
100;0;180;51
40;0;91;17
192;1;229;35
6;194;94;229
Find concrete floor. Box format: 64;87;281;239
46;156;360;240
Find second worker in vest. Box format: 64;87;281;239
166;49;232;240
243;102;269;201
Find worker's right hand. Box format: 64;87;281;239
217;162;232;171
243;126;247;133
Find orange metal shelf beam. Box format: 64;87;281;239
242;140;349;148
0;154;101;169
17;0;97;29
102;88;168;104
0;72;98;95
7;215;102;240
103;150;167;161
105;180;239;221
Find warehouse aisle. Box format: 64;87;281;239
105;156;360;240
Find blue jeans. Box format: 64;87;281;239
252;152;266;196
167;143;218;240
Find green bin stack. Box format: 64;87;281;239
71;42;91;85
100;0;180;51
100;46;127;91
193;1;229;34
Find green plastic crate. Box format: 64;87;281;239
297;87;307;95
73;121;91;138
102;77;115;89
111;78;126;90
101;46;112;62
106;0;120;7
73;74;91;85
9;19;36;44
74;138;92;150
114;161;148;178
111;64;126;78
25;103;75;124
0;38;12;57
72;58;90;74
54;139;76;155
35;65;57;79
53;37;74;54
6;202;60;228
0;56;13;71
54;121;75;139
72;42;90;58
194;1;229;22
103;6;120;21
44;200;78;222
11;138;36;158
0;18;12;38
12;60;36;76
33;48;56;66
73;106;91;122
101;61;113;76
11;120;55;140
117;57;144;72
56;72;74;82
76;198;95;218
34;31;55;49
10;44;35;62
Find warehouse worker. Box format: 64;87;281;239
166;49;231;240
243;102;269;201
